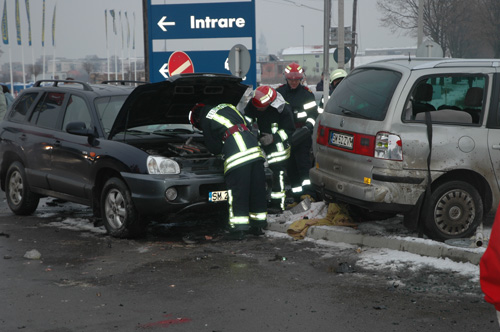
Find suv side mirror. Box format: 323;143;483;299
66;121;95;137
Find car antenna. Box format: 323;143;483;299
408;52;412;62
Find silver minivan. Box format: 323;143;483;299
311;58;500;241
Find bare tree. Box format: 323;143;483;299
476;0;500;57
81;61;94;76
376;0;491;57
26;64;43;81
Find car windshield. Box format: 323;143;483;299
95;95;129;134
326;68;401;121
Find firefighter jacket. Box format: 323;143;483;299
244;93;295;165
480;204;500;312
198;104;265;174
276;83;318;132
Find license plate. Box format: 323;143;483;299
329;131;354;149
209;190;228;202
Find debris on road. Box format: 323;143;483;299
24;249;41;260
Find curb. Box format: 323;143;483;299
266;220;486;265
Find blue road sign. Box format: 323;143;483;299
147;0;257;87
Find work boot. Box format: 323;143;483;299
248;226;265;236
224;230;246;241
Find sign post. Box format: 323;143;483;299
146;0;257;87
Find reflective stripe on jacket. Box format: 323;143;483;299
200;103;264;174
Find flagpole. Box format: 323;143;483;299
126;12;130;81
25;0;35;81
42;0;46;79
21;44;26;88
133;12;137;82
51;4;56;79
120;11;124;80
8;46;13;95
105;9;109;81
1;0;13;91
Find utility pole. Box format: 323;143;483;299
350;0;357;70
322;0;331;104
338;0;345;70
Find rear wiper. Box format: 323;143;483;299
339;106;370;119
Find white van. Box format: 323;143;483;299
311;58;500;241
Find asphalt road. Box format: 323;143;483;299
0;196;497;332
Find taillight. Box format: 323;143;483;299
374;132;403;161
316;123;329;146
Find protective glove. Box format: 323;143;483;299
259;133;274;146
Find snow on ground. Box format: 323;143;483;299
266;200;489;282
34;198;487;283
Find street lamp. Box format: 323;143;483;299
301;25;305;67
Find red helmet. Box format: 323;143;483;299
284;62;304;80
252;86;277;109
189;103;205;130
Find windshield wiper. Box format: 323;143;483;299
339;106;370;119
153;128;195;135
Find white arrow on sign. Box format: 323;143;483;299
158;16;175;32
159;63;169;79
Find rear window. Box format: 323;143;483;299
325;68;401;121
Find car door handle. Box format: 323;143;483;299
53;140;62;147
493;145;500;150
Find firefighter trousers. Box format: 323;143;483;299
287;135;314;200
225;160;268;231
269;161;287;212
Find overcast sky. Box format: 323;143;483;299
0;0;416;66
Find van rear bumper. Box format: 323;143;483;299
310;168;420;214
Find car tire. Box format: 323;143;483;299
5;161;40;215
423;181;482;241
101;177;147;238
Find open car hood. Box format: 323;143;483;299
109;73;249;139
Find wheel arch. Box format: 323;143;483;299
1;152;25;191
431;169;493;216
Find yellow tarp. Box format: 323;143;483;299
287;203;358;240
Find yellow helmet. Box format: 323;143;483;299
329;69;347;83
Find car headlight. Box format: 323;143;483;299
147;156;180;174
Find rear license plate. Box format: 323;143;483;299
209;190;228;202
329;131;354;149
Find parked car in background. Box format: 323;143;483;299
311;58;500;241
0;74;265;238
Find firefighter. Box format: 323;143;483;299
318;68;347;113
244;86;295;213
276;62;318;204
189;103;268;238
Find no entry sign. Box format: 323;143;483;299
160;51;195;78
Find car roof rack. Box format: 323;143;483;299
33;79;93;91
100;80;149;85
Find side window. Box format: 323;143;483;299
30;92;66;129
404;75;486;124
63;95;92;130
9;92;38;123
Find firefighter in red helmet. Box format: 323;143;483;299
244;86;295;213
277;62;318;205
189;103;268;238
